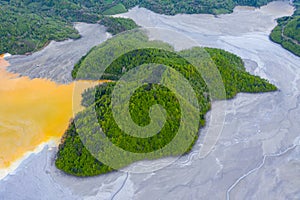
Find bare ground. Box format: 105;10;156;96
6;23;110;84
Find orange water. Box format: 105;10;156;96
0;55;107;168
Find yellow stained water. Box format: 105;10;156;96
0;55;108;169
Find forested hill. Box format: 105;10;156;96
55;31;277;177
123;0;274;15
270;0;300;57
1;0;275;55
0;0;138;54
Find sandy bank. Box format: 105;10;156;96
7;23;111;84
0;140;58;180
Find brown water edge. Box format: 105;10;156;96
0;55;108;169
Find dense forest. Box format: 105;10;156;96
270;0;300;57
0;0;136;54
99;17;139;35
123;0;274;15
1;0;276;54
55;32;277;177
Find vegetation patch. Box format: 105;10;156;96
103;3;127;15
0;7;80;55
99;17;139;35
122;0;274;15
270;0;300;57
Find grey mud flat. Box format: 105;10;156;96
7;23;110;84
1;1;300;200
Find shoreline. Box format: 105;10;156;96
0;56;73;178
0;56;110;181
6;23;110;84
0;139;59;181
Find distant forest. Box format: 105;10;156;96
1;0;275;55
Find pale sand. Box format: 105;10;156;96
0;140;58;180
7;23;111;84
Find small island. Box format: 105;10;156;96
55;31;277;177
